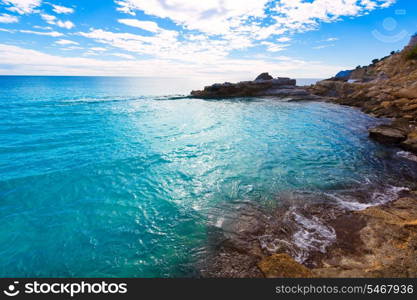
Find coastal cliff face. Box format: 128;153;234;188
308;35;417;154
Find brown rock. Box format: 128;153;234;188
258;254;314;278
396;85;417;99
393;98;411;107
401;131;417;153
313;197;417;278
369;125;407;144
402;104;417;111
380;101;392;109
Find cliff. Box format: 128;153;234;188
309;34;417;153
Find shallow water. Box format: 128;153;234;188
0;76;416;277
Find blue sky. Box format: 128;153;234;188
0;0;416;80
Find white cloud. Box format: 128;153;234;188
2;0;42;14
51;4;74;14
272;0;396;32
41;14;74;29
115;0;268;35
40;13;54;22
0;43;347;79
60;46;83;51
313;44;335;49
115;0;396;38
20;29;63;37
55;39;78;45
276;37;291;43
0;0;397;79
78;28;252;63
261;41;289;52
0;27;15;32
33;25;52;30
118;19;160;33
0;13;19;23
111;53;135;60
324;37;339;42
90;47;107;52
55;20;74;29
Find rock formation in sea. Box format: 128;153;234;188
308;34;417;154
190;73;316;99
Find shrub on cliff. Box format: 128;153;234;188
406;44;417;60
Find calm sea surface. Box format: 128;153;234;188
0;76;416;277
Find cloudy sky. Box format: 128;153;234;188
0;0;416;81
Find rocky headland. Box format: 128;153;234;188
191;73;317;100
308;34;417;154
194;33;417;278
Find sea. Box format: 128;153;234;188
0;76;416;277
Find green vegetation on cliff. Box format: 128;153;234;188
406;44;417;60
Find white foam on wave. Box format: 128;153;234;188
215;217;225;228
258;235;293;253
287;185;410;262
397;151;417;162
324;193;373;211
325;185;409;211
371;186;409;205
291;211;336;263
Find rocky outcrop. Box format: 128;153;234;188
402;131;417;153
255;72;274;81
191;74;316;99
369;125;407;144
313;196;417;278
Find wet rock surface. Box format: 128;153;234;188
314;196;417;277
199;191;417;278
258;254;313;278
369;125;407;144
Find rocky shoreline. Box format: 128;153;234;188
194;34;417;278
199;191;417;278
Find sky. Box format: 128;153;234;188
0;0;416;81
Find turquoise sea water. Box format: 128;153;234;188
0;76;416;277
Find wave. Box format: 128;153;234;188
397;150;417;162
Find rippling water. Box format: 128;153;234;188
1;76;416;277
